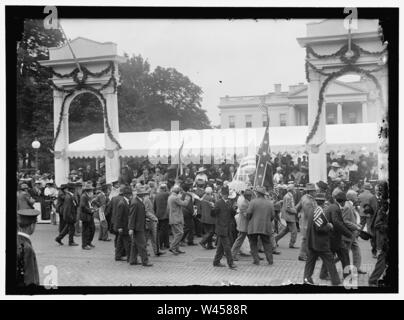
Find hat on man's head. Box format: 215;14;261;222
228;189;237;199
287;184;295;191
19;183;29;190
220;186;229;196
305;183;316;192
255;186;268;196
316;180;328;190
82;182;94;191
197;167;207;173
135;185;149;196
120;186;133;196
111;180;119;185
346;190;358;202
17;209;40;227
331;162;341;168
363;182;373;190
334;191;347;202
314;192;326;202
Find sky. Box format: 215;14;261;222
61;19;317;126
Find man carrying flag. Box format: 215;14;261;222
254;97;273;190
303;193;341;286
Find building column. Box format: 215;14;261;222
53;91;70;187
103;82;121;184
289;105;296;126
307;73;327;183
362;101;368;123
337;103;343;124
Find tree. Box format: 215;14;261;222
16;19;65;172
118;55;211;131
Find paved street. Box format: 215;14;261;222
31;223;376;287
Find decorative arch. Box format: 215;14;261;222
305;42;388;144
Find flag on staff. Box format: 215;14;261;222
254;97;273;188
176;139;185;179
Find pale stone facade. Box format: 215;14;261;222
218;79;377;129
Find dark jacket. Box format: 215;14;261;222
79;192;93;222
246;197;274;235
211;198;236;237
107;195;122;230
17;190;35;210
129;197;147;232
154;191;169;220
199;194;216;225
17;234;39;286
62;192;77;223
324;203;353;250
306;206;333;252
114;196;131;234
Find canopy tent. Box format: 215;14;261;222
67;123;378;162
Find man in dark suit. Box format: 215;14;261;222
211;186;237;269
303;193;341;285
55;185;66;233
55;183;78;246
319;191;353;280
79;183;96;250
17;209;40;287
154;183;170;249
129;186;153;266
114;186;132;261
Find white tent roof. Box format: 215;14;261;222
67;123;378;160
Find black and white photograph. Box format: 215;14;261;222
3;2;399;298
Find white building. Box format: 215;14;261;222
218;79;377;129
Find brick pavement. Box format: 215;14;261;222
31;223;376;287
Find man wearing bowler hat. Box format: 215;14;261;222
114;186;132;261
129;186;153;266
211;186;237;269
79;182;96;250
16;209;40;286
295;183;317;261
55;183;79;246
303;193;341;285
319;191;353;281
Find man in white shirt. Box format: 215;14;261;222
194;167;208;183
328;162;344;182
273;167;284;185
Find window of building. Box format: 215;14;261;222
229;115;235;128
279;113;287;126
245;115;252;128
348;112;357;123
262;114;268;127
327;113;336;124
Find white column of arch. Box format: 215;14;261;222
53;90;70;186
307;73;327;183
102;81;121;184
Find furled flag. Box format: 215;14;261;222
254;97;273;189
313;206;328;227
176;139;185;179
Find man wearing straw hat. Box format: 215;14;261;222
275;183;299;249
246;186;274;266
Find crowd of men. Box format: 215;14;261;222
16;150;388;287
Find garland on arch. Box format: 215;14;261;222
36;61;121;150
305;41;388;145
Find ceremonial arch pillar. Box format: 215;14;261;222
297;19;388;183
39;38;126;186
